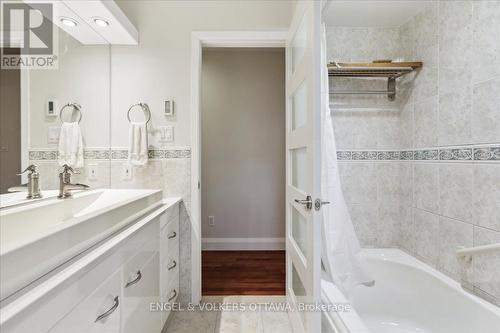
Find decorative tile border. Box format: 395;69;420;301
28;150;57;161
400;151;414;160
83;149;111;160
474;146;500;161
377;151;400;160
352;151;378;160
414;149;439;161
29;148;191;161
337;145;500;162
439;148;473;161
336;151;352;160
29;146;498;162
111;149;128;160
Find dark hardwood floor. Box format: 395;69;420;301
202;251;286;296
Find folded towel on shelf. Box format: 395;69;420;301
58;122;84;168
128;122;148;166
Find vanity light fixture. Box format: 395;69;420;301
93;18;110;27
60;17;78;27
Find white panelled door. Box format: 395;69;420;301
285;1;322;332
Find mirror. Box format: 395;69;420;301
0;6;110;202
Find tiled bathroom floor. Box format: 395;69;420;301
164;296;293;333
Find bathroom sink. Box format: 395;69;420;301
0;190;59;209
0;189;163;301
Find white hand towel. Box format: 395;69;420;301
58;122;84;168
128;122;148;166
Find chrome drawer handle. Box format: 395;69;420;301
95;296;119;323
168;231;177;239
125;270;142;288
167;260;177;271
168;289;177;302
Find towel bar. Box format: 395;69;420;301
127;103;151;124
59;103;82;123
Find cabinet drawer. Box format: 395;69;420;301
123;252;161;333
49;269;122;333
161;217;179;251
160;203;179;229
163;219;179;249
121;218;159;263
123;241;158;289
160;274;179;326
161;245;179;289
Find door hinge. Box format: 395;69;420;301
314;198;331;211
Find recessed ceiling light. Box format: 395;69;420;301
60;17;77;27
93;18;110;27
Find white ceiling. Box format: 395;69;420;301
324;0;430;27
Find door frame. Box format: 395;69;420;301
190;31;288;304
0;38;30;184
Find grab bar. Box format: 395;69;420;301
456;243;500;261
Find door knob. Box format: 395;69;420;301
294;195;313;210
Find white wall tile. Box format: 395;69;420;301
473;164;500;231
414;97;438;148
414;208;440;265
339;163;378;205
400;204;415;252
438;217;473;278
439;164;473;223
472;78;500;144
350;203;379;247
473;226;500;301
472;1;500;83
414;164;440;213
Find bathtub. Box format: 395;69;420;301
321;249;500;333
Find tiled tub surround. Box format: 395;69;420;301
328;1;500;305
28;147;191;210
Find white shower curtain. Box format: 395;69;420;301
320;24;374;295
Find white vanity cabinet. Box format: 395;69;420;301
122;252;161;333
49;270;122;333
0;199;181;333
159;203;180;327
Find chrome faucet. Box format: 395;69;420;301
8;164;42;199
58;164;89;198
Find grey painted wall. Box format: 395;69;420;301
201;48;285;240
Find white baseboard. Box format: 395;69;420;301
202;237;285;251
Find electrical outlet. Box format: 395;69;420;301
88;163;98;181
47;126;60;144
208;216;215;226
122;163;132;181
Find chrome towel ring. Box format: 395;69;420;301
59;103;82;123
127;103;151;124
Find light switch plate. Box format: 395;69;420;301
122;163;133;181
46;99;59;117
164;100;174;116
88;163;98;181
47;126;60;144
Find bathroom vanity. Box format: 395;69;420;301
0;191;181;333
